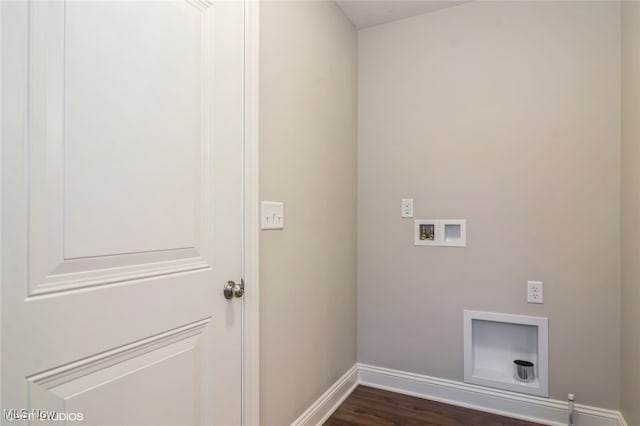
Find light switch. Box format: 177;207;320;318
261;201;284;230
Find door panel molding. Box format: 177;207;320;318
28;318;213;424
25;0;216;297
185;0;214;12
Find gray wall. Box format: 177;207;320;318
621;2;640;424
259;2;358;425
357;1;621;408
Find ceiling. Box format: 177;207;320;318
336;1;468;29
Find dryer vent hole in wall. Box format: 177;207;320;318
464;310;549;397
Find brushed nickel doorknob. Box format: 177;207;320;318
223;280;244;299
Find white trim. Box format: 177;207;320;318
242;1;260;425
289;363;628;426
0;0;3;410
618;412;629;426
290;365;359;426
358;364;625;426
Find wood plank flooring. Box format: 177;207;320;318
324;386;542;426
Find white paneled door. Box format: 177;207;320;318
1;1;244;425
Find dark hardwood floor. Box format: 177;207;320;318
324;386;542;426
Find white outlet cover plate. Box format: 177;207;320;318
401;198;414;218
527;281;543;304
261;201;284;230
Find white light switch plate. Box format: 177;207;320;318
261;201;284;230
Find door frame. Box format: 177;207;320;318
0;0;3;411
243;1;260;425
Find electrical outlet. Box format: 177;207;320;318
401;198;414;218
527;281;543;304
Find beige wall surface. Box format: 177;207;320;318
358;2;621;408
259;2;358;425
621;2;640;424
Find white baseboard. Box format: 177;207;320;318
617;412;629;426
358;363;625;426
290;363;627;426
290;364;358;426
